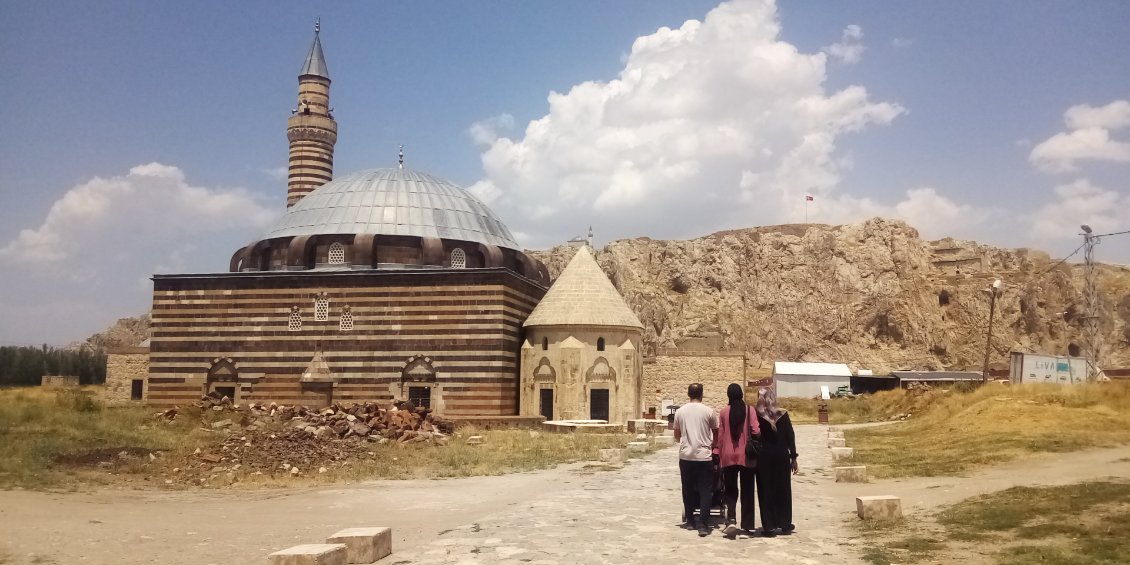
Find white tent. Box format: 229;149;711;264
772;361;853;398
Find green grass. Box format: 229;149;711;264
939;482;1130;564
848;382;1130;478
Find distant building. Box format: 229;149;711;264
772;361;853;398
890;371;982;388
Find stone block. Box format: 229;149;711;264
856;495;902;520
599;448;626;464
626;441;649;453
652;435;675;445
830;447;854;461
466;435;484;445
268;544;348;565
828;438;846;448
828;430;844;439
827;426;841;432
835;466;867;483
326;527;392;563
627;419;666;434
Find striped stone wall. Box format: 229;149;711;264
148;269;545;415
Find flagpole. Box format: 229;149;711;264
805;199;809;224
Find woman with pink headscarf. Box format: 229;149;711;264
754;387;798;536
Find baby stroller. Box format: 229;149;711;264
682;452;728;524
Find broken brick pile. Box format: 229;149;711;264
151;395;459;486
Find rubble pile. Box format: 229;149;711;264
154;395;460;485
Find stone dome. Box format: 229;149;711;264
262;167;520;250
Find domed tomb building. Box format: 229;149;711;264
519;246;644;423
145;26;549;417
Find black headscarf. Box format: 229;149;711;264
727;383;746;445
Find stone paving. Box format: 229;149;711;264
389;425;862;564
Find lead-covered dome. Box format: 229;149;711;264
262;168;520;249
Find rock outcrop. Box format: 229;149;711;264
75;314;150;350
529;218;1130;373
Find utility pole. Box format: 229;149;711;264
1081;225;1100;381
982;279;1002;384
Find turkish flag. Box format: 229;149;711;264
805;195;814;201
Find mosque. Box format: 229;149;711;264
125;25;646;423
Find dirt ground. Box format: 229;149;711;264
0;466;574;565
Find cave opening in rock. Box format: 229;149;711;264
1068;343;1081;357
939;290;951;306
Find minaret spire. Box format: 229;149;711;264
286;20;338;207
398;145;405;169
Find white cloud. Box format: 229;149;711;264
471;0;905;247
1027;178;1128;241
1030;100;1130;172
824;24;866;64
1;163;277;264
468;113;516;146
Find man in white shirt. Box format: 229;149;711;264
673;383;719;536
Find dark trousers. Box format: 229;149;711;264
722;465;756;530
679;459;713;526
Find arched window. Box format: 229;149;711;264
314;295;329;321
542;337;548;351
450;248;467;269
328;242;346;264
339;306;353;332
597;337;605;351
288;306;302;331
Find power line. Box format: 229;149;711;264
1094;229;1130;238
1039;242;1085;276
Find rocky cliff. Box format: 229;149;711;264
528;218;1130;373
75;314;150;350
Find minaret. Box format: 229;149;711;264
286;19;338;207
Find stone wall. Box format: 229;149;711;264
41;375;80;387
641;354;745;412
104;348;149;403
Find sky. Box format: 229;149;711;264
1;0;1128;346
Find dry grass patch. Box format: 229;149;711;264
780;388;936;424
0;387;656;489
0;386;208;488
849;383;1130;478
939;481;1130;564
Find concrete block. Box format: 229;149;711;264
626;441;649;453
835;466;867;483
326;527;392;564
827;426;841;432
856;495;902;520
828;430;844;439
662;428;674;437
599;448;626;464
466;435;484;445
627;419;666;434
652;435;675;445
828;438;846;448
268;544;348;565
830;447;854;461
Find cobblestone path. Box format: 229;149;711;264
390;424;862;565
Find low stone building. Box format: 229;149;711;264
642;351;745;413
519;247;644;423
103;344;150;403
41;375;80;387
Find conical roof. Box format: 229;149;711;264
300;30;329;79
524;246;644;329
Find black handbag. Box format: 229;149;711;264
744;407;762;466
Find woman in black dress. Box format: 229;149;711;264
754;387;797;536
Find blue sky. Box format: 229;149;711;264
1;0;1128;345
